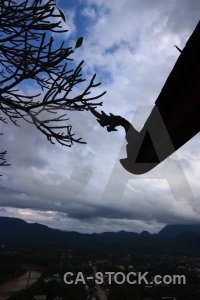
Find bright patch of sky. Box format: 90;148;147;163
0;0;200;233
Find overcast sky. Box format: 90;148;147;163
0;0;200;234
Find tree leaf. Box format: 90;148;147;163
75;37;83;49
57;7;66;22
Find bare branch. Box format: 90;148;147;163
0;0;106;174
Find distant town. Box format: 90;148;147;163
0;217;200;299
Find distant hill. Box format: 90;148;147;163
0;217;200;255
157;224;200;238
0;216;84;249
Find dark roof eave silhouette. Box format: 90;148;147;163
120;20;200;174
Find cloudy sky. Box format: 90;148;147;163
1;0;200;234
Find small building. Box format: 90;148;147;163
32;296;46;300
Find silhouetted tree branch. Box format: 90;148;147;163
0;0;106;173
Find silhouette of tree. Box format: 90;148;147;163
0;0;105;173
